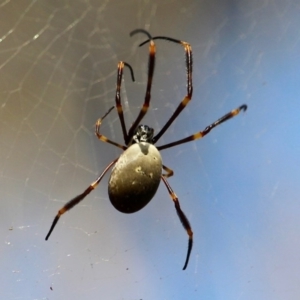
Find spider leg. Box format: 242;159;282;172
161;176;193;270
162;164;174;178
138;36;193;144
45;159;117;240
126;29;156;143
115;61;135;144
158;104;247;151
95;106;127;151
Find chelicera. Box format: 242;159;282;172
45;29;247;270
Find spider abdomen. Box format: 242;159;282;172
108;142;162;213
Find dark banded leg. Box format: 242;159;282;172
95;106;127;151
163;165;174;178
161;176;193;270
115;61;135;144
158;104;247;151
126;29;156;143
139;36;193;144
45;159;118;240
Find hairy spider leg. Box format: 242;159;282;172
139;36;193;144
157;104;247;150
114;61;135;144
161;176;193;270
95;106;127;151
124;29;156;144
162;164;174;178
45;159;118;240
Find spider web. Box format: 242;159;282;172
1;0;300;299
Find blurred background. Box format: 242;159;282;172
1;0;300;299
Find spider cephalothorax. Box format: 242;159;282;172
132;125;154;144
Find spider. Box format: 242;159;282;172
45;29;247;270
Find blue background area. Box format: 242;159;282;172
1;1;300;299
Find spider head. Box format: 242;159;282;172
132;125;154;144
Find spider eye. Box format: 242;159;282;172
133;125;154;143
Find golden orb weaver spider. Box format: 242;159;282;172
45;29;247;270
